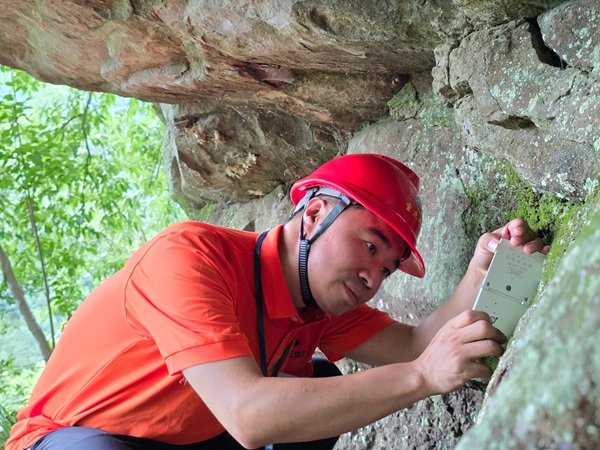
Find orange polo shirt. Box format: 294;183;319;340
7;222;395;450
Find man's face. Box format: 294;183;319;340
305;205;409;316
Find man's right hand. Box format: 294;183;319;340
413;309;507;394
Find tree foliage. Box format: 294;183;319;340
0;66;187;443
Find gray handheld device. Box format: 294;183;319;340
472;238;545;339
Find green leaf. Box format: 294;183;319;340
0;66;187;407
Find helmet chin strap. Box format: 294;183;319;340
295;188;352;309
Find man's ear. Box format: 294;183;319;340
301;197;328;235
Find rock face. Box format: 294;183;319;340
160;100;341;206
456;197;600;450
0;0;569;208
433;14;599;201
2;0;599;449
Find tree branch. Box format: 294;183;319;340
25;194;56;349
0;243;52;362
79;92;98;216
9;71;56;351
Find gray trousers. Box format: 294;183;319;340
30;426;339;450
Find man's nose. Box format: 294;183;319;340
358;265;383;291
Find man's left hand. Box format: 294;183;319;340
470;218;550;276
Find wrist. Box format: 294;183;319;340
465;259;486;289
405;359;438;401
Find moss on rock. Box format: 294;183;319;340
456;188;600;449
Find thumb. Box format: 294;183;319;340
486;236;499;252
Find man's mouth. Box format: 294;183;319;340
344;284;360;306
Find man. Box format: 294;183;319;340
7;153;548;450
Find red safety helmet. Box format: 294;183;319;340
290;153;425;278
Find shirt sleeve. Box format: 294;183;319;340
123;227;254;375
317;304;396;361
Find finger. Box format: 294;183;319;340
504;219;541;243
449;309;492;329
503;218;530;241
499;219;549;254
508;232;549;254
509;231;540;247
482;233;500;253
463;339;505;361
461;320;508;345
465;360;494;380
522;237;550;254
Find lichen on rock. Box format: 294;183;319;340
456;192;600;449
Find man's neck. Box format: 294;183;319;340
278;219;305;311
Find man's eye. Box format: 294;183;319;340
367;242;376;254
382;267;391;278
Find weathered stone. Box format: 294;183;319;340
539;0;600;72
0;0;572;206
433;19;600;200
160;101;343;207
449;0;567;28
388;82;420;120
337;383;484;450
456;197;600;450
0;0;444;104
194;185;292;234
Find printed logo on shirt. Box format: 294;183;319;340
290;339;305;358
